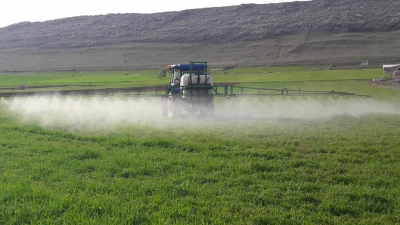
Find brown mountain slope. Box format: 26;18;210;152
1;31;399;72
0;0;399;71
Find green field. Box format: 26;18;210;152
0;66;387;89
1;67;400;224
1;66;397;99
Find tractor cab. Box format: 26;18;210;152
167;63;208;84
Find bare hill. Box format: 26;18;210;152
0;0;399;71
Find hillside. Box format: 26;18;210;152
0;0;399;71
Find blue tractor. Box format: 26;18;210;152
161;62;214;118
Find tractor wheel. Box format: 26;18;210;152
168;98;180;118
161;96;168;116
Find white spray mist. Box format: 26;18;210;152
1;96;399;131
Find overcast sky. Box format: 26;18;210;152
0;0;310;28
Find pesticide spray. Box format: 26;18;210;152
1;96;399;131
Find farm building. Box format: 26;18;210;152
393;69;400;82
382;64;400;81
382;64;400;71
360;60;370;66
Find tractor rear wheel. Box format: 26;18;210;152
168;98;180;118
161;96;168;116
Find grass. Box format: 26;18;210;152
0;67;392;100
212;67;383;82
211;67;398;100
223;80;400;100
0;67;400;224
0;70;164;89
1;112;400;224
0;67;385;88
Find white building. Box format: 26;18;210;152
360;60;369;66
382;64;400;71
393;69;400;82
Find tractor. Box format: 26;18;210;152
161;62;214;118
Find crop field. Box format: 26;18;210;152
0;67;400;224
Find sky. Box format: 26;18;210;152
0;0;310;28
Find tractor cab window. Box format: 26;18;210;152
173;69;181;80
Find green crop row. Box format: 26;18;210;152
0;66;386;88
0;109;400;224
0;66;399;224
